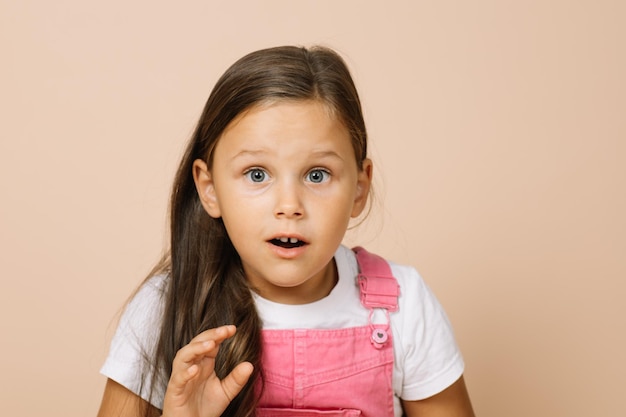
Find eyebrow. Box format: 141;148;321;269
231;149;345;161
310;150;345;161
230;149;268;161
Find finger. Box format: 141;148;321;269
178;325;237;364
168;326;239;390
173;339;217;365
220;362;254;402
168;338;220;392
190;325;237;345
167;362;201;396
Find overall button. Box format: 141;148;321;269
371;329;388;348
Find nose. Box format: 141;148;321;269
274;179;304;218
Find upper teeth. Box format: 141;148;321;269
279;237;299;243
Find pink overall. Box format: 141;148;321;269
257;247;401;417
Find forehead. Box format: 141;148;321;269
214;100;355;159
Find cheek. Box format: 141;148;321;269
216;195;245;230
218;193;270;238
221;215;254;254
220;203;250;227
317;194;355;224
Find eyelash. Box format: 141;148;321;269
244;168;268;183
243;168;331;184
306;168;330;183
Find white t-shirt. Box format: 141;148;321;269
101;245;464;415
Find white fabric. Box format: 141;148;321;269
100;275;167;406
100;245;464;414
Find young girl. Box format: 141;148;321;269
97;45;474;417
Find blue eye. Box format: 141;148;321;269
245;168;267;183
307;169;329;183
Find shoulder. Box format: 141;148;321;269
348;246;465;400
387;260;436;315
344;245;430;308
100;274;169;406
342;245;445;331
369;252;454;341
122;275;168;328
133;274;168;304
106;274;168;358
385;259;455;351
383;258;465;401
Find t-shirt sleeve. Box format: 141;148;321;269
100;275;167;408
391;264;465;401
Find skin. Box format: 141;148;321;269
97;100;475;417
402;376;475;417
194;100;372;304
97;326;253;417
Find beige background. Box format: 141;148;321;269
1;1;624;416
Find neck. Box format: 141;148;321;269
253;260;338;305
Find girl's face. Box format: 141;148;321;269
193;100;372;304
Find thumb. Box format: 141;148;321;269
221;362;254;402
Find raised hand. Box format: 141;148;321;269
161;325;254;417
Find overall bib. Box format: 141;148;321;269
257;247;400;417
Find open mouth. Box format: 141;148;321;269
269;237;306;249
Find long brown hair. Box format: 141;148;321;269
143;45;369;417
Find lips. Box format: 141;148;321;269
269;236;307;249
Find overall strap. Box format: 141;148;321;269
353;246;400;312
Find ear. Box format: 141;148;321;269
192;159;222;218
351;158;373;218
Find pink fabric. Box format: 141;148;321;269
354;246;400;312
257;408;362;416
257;247;399;417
